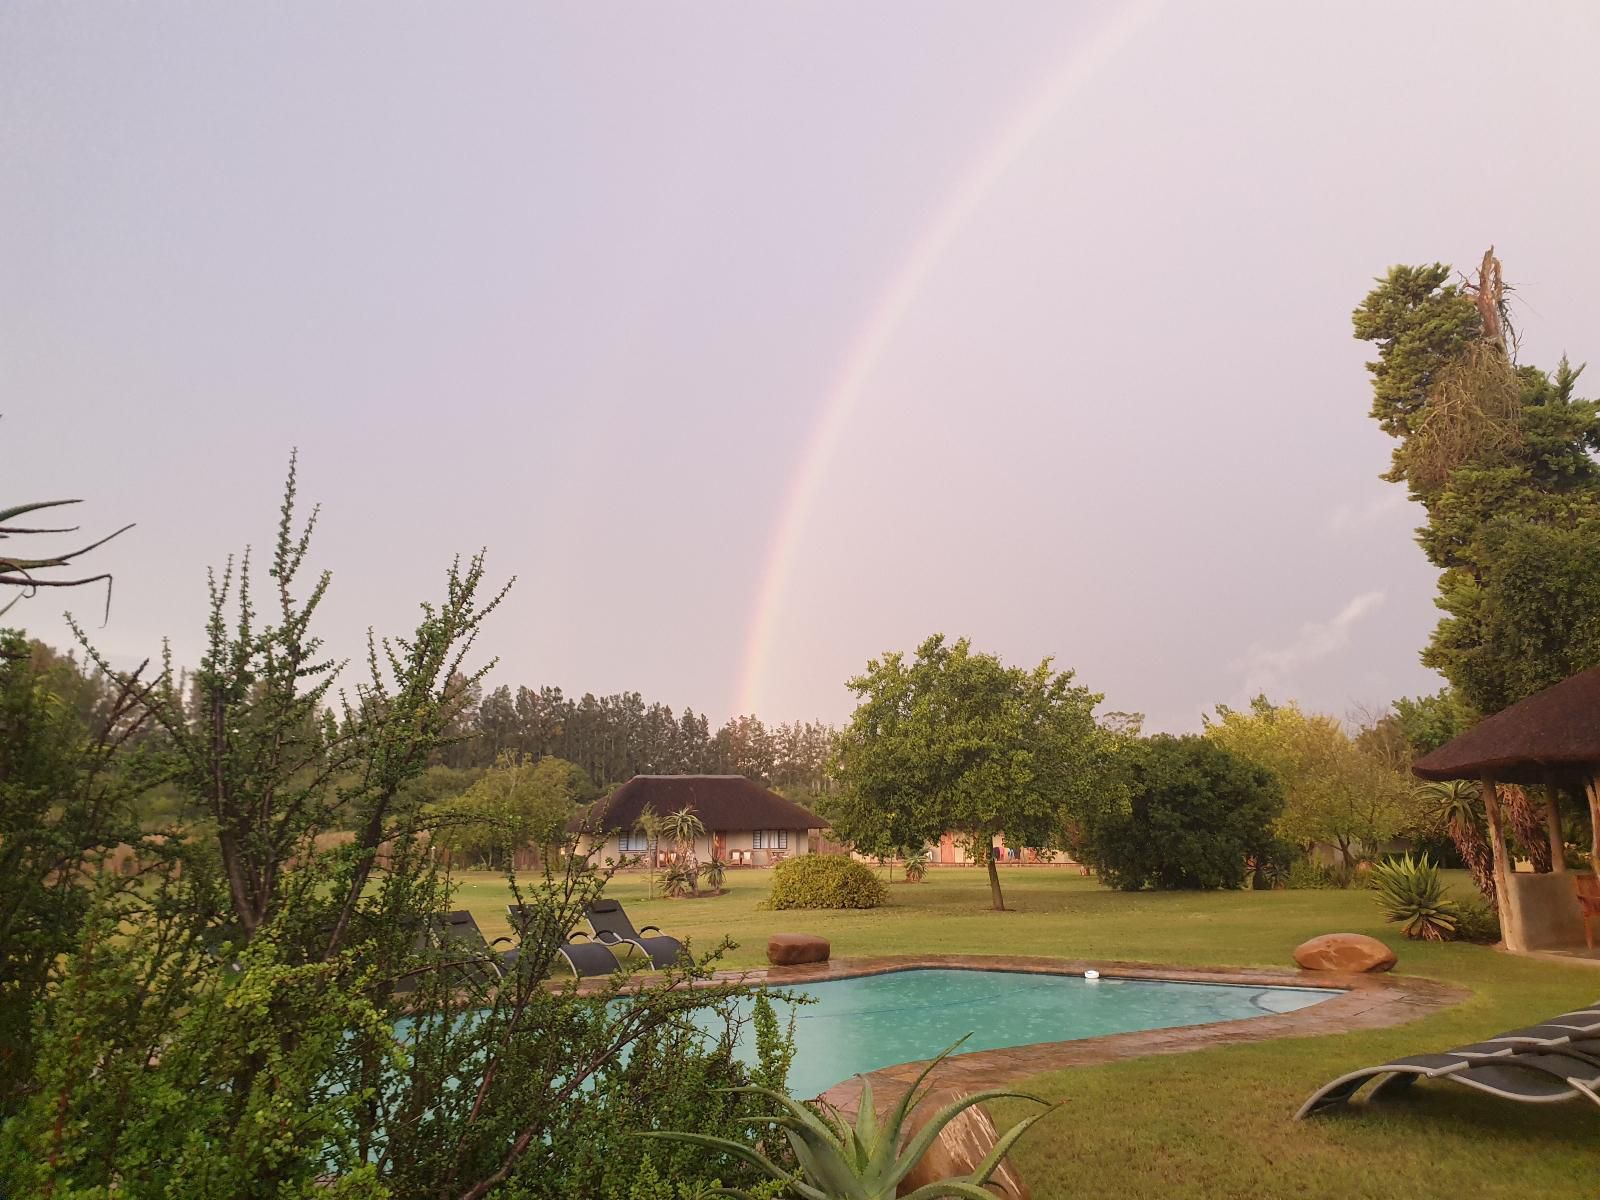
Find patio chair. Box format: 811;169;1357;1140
506;902;623;980
1297;1005;1600;1118
583;898;685;969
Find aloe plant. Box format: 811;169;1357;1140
640;1038;1051;1199
1370;852;1460;941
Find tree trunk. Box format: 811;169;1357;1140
1450;820;1496;904
1503;784;1552;873
986;843;1005;911
1587;774;1600;885
1481;775;1516;948
1544;781;1567;873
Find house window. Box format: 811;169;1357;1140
619;832;650;853
776;830;788;849
752;830;764;849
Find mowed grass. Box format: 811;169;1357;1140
451;866;1600;1199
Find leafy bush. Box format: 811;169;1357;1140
766;854;888;910
661;859;700;898
1455;894;1502;943
1370;853;1460;940
1084;735;1284;891
1283;859;1336;890
701;856;728;892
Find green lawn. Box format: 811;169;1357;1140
453;866;1600;1199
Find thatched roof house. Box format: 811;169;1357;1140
1412;665;1600;786
1411;665;1600;953
576;775;824;867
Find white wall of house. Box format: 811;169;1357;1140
587;829;817;867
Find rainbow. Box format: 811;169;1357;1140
736;1;1163;716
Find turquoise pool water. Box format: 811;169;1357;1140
737;969;1340;1099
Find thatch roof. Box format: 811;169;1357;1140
1412;666;1600;784
574;775;823;834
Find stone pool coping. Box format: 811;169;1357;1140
738;954;1468;1110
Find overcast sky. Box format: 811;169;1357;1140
5;1;1599;733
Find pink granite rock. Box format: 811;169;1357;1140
1293;933;1396;973
767;933;830;965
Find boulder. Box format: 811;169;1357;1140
897;1088;1029;1198
1293;933;1397;973
767;933;830;965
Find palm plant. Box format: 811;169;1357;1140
701;856;727;893
634;804;662;893
1415;780;1495;902
903;846;928;884
660;805;706;895
1370;853;1460;941
641;1039;1051;1200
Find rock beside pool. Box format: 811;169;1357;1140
767;933;830;965
897;1088;1030;1198
1293;933;1396;973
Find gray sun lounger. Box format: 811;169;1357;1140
506;903;622;980
1297;1004;1600;1119
556;932;623;979
428;909;519;987
584;899;684;969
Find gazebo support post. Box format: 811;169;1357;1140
1481;774;1519;950
1543;777;1566;873
1587;773;1600;884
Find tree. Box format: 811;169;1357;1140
832;634;1108;911
0;631;156;1107
632;803;662;891
2;462;796;1197
1085;735;1283;891
433;753;596;869
1414;779;1494;902
1390;688;1476;756
1354;250;1600;717
1204;697;1411;878
659;804;705;896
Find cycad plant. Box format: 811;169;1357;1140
641;1039;1051;1200
1370;853;1460;941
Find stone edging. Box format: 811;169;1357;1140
740;954;1467;1109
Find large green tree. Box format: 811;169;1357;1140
1354;250;1600;716
1204;697;1412;878
1085;735;1283;892
831;634;1108;911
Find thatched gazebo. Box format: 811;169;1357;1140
1412;665;1600;952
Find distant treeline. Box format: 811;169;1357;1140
440;682;837;792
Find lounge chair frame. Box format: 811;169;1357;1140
1297;1004;1600;1119
584;899;684;969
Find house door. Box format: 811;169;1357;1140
712;832;726;861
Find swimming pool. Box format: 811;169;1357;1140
732;968;1341;1099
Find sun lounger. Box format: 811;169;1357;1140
506;903;623;979
556;931;622;979
1297;1004;1600;1118
432;909;518;986
583;899;684;969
